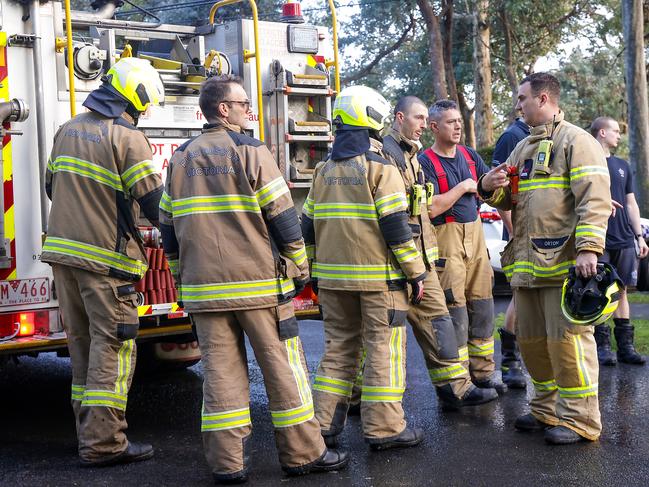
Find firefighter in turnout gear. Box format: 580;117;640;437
355;96;498;409
480;73;611;444
302;86;427;450
41;58;165;466
419;100;507;397
159;75;348;483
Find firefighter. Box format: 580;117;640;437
159;75;348;483
381;96;498;408
41;58;165;466
419;100;507;396
303;85;427;450
479;72;611;444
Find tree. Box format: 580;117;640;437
473;0;494;147
622;0;649;213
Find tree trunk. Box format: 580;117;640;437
500;6;519;123
417;0;448;100
473;0;494;148
623;0;649;213
441;0;458;103
458;90;476;148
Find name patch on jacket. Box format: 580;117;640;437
64;128;102;144
178;147;241;168
531;236;569;249
320;159;367;176
186;165;239;177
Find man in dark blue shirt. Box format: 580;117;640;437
591;116;647;366
492;118;530;390
419;100;507;399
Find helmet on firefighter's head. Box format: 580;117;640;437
104;58;165;112
561;263;623;326
333;85;391;131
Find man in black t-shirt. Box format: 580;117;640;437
591;117;647;365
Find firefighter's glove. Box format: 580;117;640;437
409;274;426;305
293;276;310;296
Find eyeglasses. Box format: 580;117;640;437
223;99;252;110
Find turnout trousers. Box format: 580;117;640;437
515;287;601;440
435;218;495;381
313;288;410;443
192;304;325;477
349;270;473;404
52;264;139;462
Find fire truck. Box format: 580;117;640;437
0;0;338;368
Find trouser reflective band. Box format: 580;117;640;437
458;346;469;362
531;378;558;392
428;364;467;383
573;334;593;390
71;384;85;401
201;407;252;432
389;326;405;389
270;403;315;428
355;349;367;386
468;341;494;357
81;390;128;410
313;376;353;397
558;384;599;398
361;385;405;402
116;339;134;395
285;337;312;405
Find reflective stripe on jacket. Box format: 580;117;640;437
481;111;611;288
42;112;162;282
159;121;308;312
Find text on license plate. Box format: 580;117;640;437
0;278;50;306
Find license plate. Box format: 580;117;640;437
0;278;50;306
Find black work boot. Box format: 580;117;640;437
614;320;646;365
544;426;587;445
473;374;508;395
594;324;617;366
498;328;527;389
514;413;551;432
283;449;350;476
213;470;249;485
368;426;424;451
436;384;497;410
80;442;154;468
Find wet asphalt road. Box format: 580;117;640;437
2;297;649;487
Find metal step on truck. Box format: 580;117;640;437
0;0;339;369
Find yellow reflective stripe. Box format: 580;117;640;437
468;340;495;357
115;339;134;395
160;191;173;213
573;334;591;387
393;242;421;264
428;364;466;382
570;165;610;181
503;260;575;279
81;390;128;410
531;378;558;392
171;195;261;217
270;403;314;428
283;246;307;267
285;337;312;405
518;177;570;192
313;202;378;220
389;326;405;388
558;384;598;397
51;155;124;191
375;192;408;217
71;384;85;401
425;246;439;263
303;197;315;218
168;259;179;274
43;237;147;277
180;278;294;302
312;262;405;281
458;346;469;362
122;160;157;190
355;349;367;385
361;385;405;402
256;176;290;207
47;157;54;172
575;225;606;239
201;406;251;431
306;245;315;259
313;375;353;397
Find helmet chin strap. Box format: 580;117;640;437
125;103;140;126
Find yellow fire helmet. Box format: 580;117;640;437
332;85;391;131
105;57;165;112
561;263;623;326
